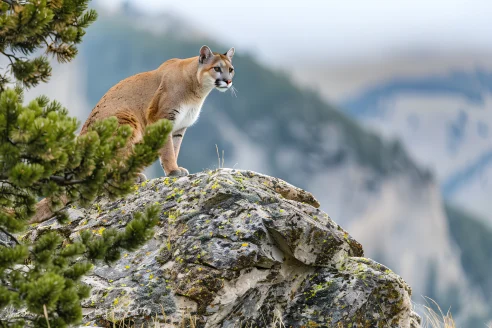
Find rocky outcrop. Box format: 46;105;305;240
27;169;421;327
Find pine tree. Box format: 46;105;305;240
0;1;172;326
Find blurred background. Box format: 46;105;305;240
25;0;492;326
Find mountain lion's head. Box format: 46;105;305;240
198;45;235;93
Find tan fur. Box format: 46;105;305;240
29;46;235;224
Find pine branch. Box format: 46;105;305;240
0;227;20;245
0;50;16;66
49;175;85;186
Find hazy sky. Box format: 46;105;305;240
99;0;492;65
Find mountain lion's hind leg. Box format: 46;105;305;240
115;111;148;183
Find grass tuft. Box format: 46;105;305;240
215;144;225;169
421;297;456;328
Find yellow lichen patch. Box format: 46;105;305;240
242;243;249;247
123;253;128;258
149;274;154;279
96;227;105;235
124;265;130;270
113;298;119;305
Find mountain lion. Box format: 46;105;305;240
31;45;235;223
81;44;235;178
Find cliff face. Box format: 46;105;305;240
27;170;420;327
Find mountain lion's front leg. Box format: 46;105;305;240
160;133;189;177
172;127;187;159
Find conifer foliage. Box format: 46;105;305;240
0;1;171;326
0;0;98;90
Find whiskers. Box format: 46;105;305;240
230;85;238;98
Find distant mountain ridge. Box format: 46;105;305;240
443;149;492;198
340;69;492;222
343;70;492;118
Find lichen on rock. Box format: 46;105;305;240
25;169;421;327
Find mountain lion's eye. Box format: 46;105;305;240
229;67;234;73
214;67;221;73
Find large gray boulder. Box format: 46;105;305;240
27;169;421;327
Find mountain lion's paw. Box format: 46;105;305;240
135;173;148;184
178;167;189;176
168;167;189;177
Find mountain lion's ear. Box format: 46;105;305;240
199;45;213;64
224;47;235;61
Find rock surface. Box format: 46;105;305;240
27;169;421;327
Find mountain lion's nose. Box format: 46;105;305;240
226;80;232;85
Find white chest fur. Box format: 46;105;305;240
172;101;204;132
